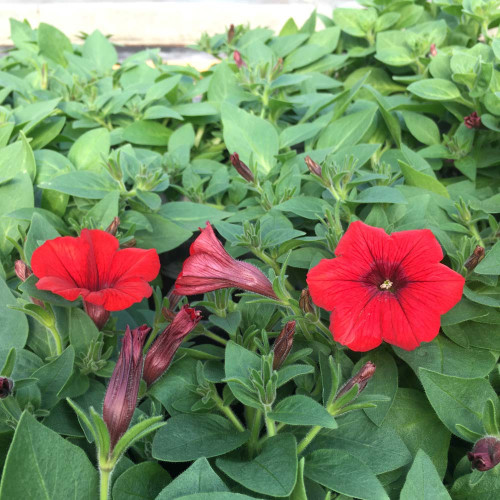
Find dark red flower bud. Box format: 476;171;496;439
120;237;137;249
175;222;277;299
305;156;322;177
15;260;32;282
228;24;235;43
143;306;202;386
429;43;437;57
464;245;485;272
15;260;45;308
464;112;481;129
103;325;150;450
468;437;500;471
0;377;13;398
230;152;254;182
272;321;296;370
84;301;110;330
335;361;376;400
162;288;183;321
105;217;120;236
233;50;246;69
299;288;315;314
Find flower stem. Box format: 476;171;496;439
296;425;322;454
252;248;294;292
265;413;277;437
99;466;112;500
212;391;245;432
48;325;63;356
247;408;262;457
203;329;228;346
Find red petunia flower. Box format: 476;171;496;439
174;222;277;299
307;221;465;351
31;229;160;327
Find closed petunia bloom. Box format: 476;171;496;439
307;221;465;351
175;222;277;299
31;229;160;328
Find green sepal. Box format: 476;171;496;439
90;406;111;460
0;348;16;377
482;399;499;436
66;397;98;444
455;423;483;442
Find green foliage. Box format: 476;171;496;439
0;1;500;498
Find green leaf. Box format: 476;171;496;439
155;458;229;500
221;102;279;173
383;388;450;478
81;30;117;72
399;160;449;198
279;123;323;149
159;202;230;231
24;212;60;263
0;412;98;498
400;450;452;500
407;79;461;101
402;111;440;146
355;186;407;205
39;171;119;199
317;106;378;150
0;277;29;348
290;457;307;500
304;448;389;500
112;462;171;500
224;341;261;409
31;346;75;409
135;214;192;253
451;469;500;499
419;368;499;441
268;395;337;428
68;128;110;171
38;23;73;66
216;434;297;497
68;308;100;359
123;121;171;146
152;413;250;462
274;197;328;219
475;241;500;275
309;411;411;475
393;335;497;379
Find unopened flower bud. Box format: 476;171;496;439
0;377;13;399
228;24;235;43
467;436;500;471
162;288;183;321
84;301;110;330
103;325;150;450
230;152;254;182
233;50;246;69
15;260;45;308
143;305;202;386
464;245;485;272
429;43;437;57
299;288;315;314
305;156;322;177
120;238;137;249
272;321;296;370
105;217;120;236
464;112;481;129
335;361;376;401
15;260;32;282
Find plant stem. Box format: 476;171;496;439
296;425;322;454
48;325;63;356
252;248;294;292
212;391;245;432
99;467;112;500
265;413;277;437
247;408;262;457
203;329;228;346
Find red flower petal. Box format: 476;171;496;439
80;229;119;288
108;248;160;284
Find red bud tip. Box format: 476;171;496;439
335;361;376;400
233;50;246;69
84;301;111;330
468;437;500;471
464;245;485;272
305;156;322;177
272;321;296;370
464;112;481;129
15;260;32;282
299;288;315;314
105;217;120;236
0;377;13;399
230;152;254;182
228;24;235;43
429;43;437;57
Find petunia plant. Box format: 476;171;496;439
0;1;500;498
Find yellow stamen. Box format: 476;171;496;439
380;279;393;290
